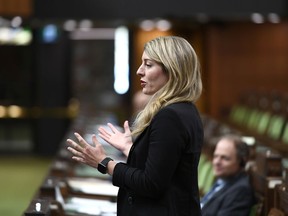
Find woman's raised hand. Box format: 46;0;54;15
67;133;106;168
98;120;133;157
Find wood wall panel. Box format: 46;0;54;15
205;22;288;118
0;0;32;17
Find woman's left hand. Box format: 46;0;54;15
98;120;132;157
67;132;106;169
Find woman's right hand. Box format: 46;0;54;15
98;120;133;157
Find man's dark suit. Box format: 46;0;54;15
201;172;256;216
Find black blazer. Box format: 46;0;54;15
112;102;204;216
201;172;256;216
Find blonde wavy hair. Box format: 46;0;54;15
132;36;202;137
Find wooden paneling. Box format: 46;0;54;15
0;0;32;17
205;22;288;118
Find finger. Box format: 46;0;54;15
98;129;111;142
98;133;109;143
107;123;119;133
67;146;83;158
74;132;89;147
123;120;131;133
67;139;83;151
72;156;85;163
98;127;111;137
123;120;129;127
91;134;99;146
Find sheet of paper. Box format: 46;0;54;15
67;177;118;197
64;197;116;215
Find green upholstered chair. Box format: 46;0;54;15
198;154;215;197
266;115;285;140
281;122;288;144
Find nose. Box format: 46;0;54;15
213;156;221;166
136;64;144;76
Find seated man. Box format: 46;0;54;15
201;134;256;216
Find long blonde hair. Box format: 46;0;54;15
132;36;202;137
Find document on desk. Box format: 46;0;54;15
64;197;117;216
55;184;117;216
66;177;118;197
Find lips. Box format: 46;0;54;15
214;166;222;172
140;80;146;87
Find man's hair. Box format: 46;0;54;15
220;134;250;167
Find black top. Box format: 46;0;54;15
112;102;204;216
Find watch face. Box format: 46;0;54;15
98;157;113;174
98;163;106;174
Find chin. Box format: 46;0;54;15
143;90;152;95
215;171;224;178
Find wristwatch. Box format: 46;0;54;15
97;157;114;174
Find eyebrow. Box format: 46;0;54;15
143;58;153;62
214;153;231;159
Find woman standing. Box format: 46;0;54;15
67;36;204;216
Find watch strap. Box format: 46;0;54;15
98;157;114;174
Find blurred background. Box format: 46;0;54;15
0;0;288;215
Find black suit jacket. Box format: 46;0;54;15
112;102;203;216
201;172;256;216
